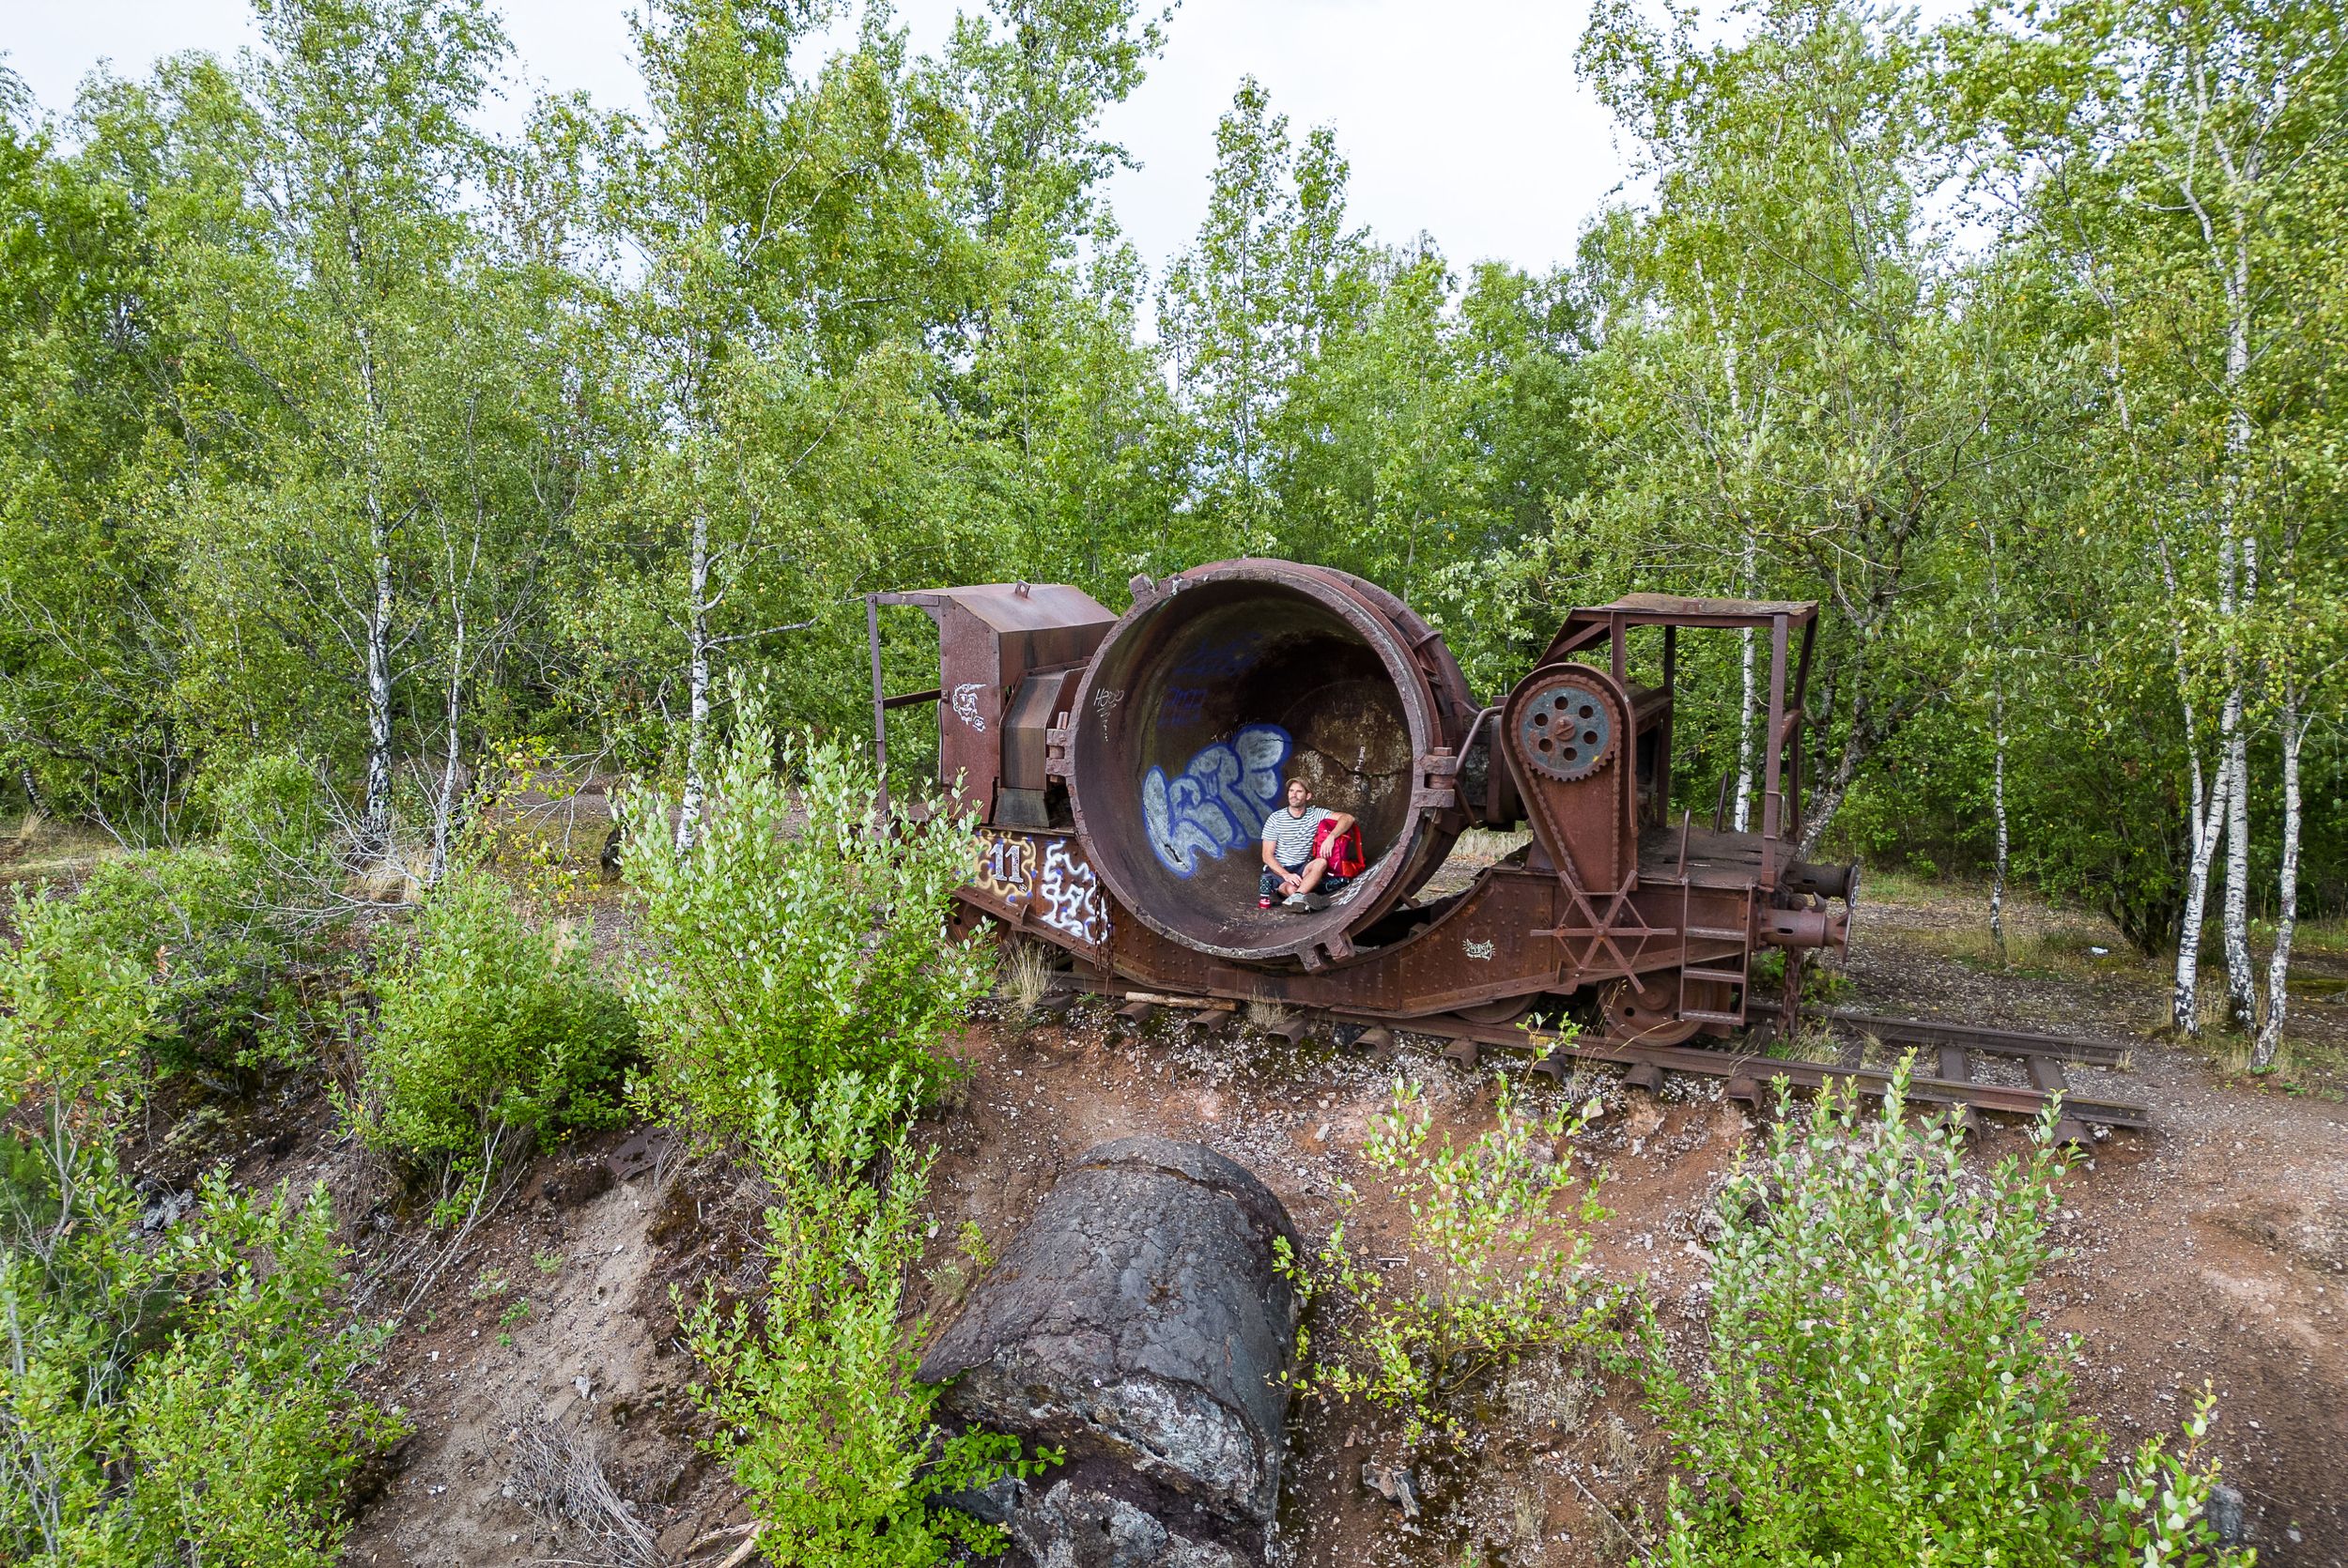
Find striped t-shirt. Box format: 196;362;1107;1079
1261;805;1333;866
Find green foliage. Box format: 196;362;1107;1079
0;889;161;1119
0;754;343;1092
1;0;2343;961
0;1122;400;1567
679;1070;1043;1566
622;689;992;1142
1279;1074;1616;1449
356;854;635;1169
49;851;306;1076
1647;1062;2249;1566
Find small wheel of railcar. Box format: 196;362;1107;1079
1456;994;1537;1026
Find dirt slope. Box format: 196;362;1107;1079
291;876;2348;1567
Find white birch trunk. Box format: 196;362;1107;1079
1734;530;1756;833
676;505;712;853
2220;715;2256;1030
352;312;396;868
2171;691;2235;1036
1989;680;2009;964
362;508;395;862
429;597;467;886
2216;223;2259;1031
2252;687;2306;1070
1983;516;2009;963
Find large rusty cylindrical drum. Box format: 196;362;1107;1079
1064;560;1478;965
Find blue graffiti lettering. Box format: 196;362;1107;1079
1142;724;1291;877
1159;684;1210;728
1168;630;1268;683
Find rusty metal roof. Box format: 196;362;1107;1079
1571;592;1818;623
884;582;1118;634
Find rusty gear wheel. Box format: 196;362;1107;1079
1517;677;1614;782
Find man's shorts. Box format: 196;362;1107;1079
1260;860;1349;899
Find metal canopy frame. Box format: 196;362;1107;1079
1541;593;1819;890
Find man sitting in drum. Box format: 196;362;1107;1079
1259;778;1360;911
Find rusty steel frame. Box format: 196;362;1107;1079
876;560;2147;1134
868;563;2124;1124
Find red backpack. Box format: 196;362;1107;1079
1311;818;1367;879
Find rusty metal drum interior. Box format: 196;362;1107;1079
1064;562;1469;963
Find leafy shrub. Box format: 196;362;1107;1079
1279;1074;1617;1448
53;848;315;1076
0;754;343;1085
0;887;162;1118
0;1124;400;1567
1647;1062;2250;1566
622;689;991;1141
680;1070;1043;1566
358;856;634;1169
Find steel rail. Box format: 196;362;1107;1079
1041;982;2150;1135
1745;1002;2134;1068
1377;1012;2149;1131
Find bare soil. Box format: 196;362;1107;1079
104;849;2348;1568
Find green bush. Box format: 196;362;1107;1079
680;1071;1043;1566
0;887;161;1118
54;848;314;1077
1279;1074;1617;1448
0;754;344;1085
0;1126;400;1567
358;856;634;1170
621;689;991;1141
1647;1061;2250;1566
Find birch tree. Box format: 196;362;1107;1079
0;73;199;830
591;0;982;847
1960;0;2348;1035
1576;0;2022;851
150;0;509;866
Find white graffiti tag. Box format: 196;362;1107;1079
1141;724;1290;877
1091;686;1124;739
1036;840;1110;945
950;683;988;731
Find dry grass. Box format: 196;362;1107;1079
498;1401;660;1568
348;847;432;907
1245;993;1294;1033
2202;1029;2304;1081
1939;923;2129;978
1601;1412;1645;1475
2293;915;2348;960
1449;826;1531;864
1851;866;1943;904
994;939;1055;1013
0;810;119;887
1763;1022;1849;1066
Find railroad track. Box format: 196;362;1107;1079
1043;987;2149;1144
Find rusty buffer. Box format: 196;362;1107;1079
872;559;1858;1045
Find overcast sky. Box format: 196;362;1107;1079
4;0;1628;278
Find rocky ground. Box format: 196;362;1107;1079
74;822;2348;1568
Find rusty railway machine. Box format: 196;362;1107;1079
868;559;2145;1138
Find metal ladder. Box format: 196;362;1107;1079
1677;882;1753;1026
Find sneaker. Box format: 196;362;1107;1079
1282;892;1308;908
1259;896;1274;908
